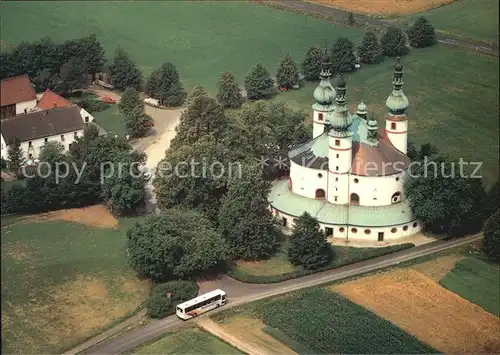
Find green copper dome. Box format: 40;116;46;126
314;83;335;104
329;73;353;133
357;101;367;116
386;58;409;115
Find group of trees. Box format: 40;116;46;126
125;93;315;280
404;142;499;262
1;125;148;216
301;16;435;79
1;35;105;95
118;87;153;138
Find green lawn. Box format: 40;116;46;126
440;256;500;316
228;242;414;283
1;215;150;354
92;104;125;136
407;0;499;43
254;288;436;354
134;327;244;355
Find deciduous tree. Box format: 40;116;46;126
145;62;186;107
408;16;436;48
218;162;280;260
56;57;88;95
405;155;487;236
288;212;333;269
124;106;153;138
301;46;324;81
126;209;228;280
118;87;144;117
244;63;274;100
217;72;243;108
482;209;500;262
358;31;383;64
186;85;209;107
381;26;408;57
170;96;228;149
109;47;142;91
331;37;356;73
276;55;299;90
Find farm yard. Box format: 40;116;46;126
1;1;498;186
1;206;150;354
206;247;499;354
133;327;243;355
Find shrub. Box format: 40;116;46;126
147;280;199;318
165;95;182;107
77;98;110;113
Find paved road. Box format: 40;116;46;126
81;234;481;354
263;0;499;57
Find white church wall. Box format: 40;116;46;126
289;161;328;199
312;110;326;139
347;172;405;207
386;117;408;154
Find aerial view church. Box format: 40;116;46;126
269;53;420;242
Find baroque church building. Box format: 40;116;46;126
269;54;420;242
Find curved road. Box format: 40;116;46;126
261;0;498;57
80;234;481;354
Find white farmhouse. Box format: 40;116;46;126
1;106;86;161
0;74;38;119
269;54;420;242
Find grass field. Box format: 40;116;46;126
133;327;243;355
407;0;499;43
333;267;500;354
228;242;414;283
307;0;456;16
440;257;500;316
92;104;125;136
1;206;150;354
255;288;436;354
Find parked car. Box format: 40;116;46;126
100;96;116;104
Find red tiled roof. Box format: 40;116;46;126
37;89;73;110
0;74;37;107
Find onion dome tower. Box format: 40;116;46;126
356;101;367;120
327;73;353;205
366;113;379;146
385;57;409;154
312;49;336;139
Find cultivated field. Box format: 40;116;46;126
440;257;500;316
134;327;243;355
1;2;498;185
199;315;298;355
1;206;150;354
332;267;500;353
306;0;456;16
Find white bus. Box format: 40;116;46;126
176;289;226;320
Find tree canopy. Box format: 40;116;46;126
145;62;186;107
218;162;280;260
482;209;500;262
381;26;408;57
109;47;143;91
302;46;324;81
127;209;228;280
331;37;356;73
217;72;244;108
276;55;299;89
186;85;209;107
244;63;274;100
358;31;383;64
288;212;333;269
408;16;436;48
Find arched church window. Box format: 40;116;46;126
391;122;396;130
391;191;401;204
315;189;326;199
335;139;340;146
350;193;360;205
413;222;418;228
318;113;324;121
339;227;345;232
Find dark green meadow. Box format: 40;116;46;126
1;216;150;354
2;1;497;185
